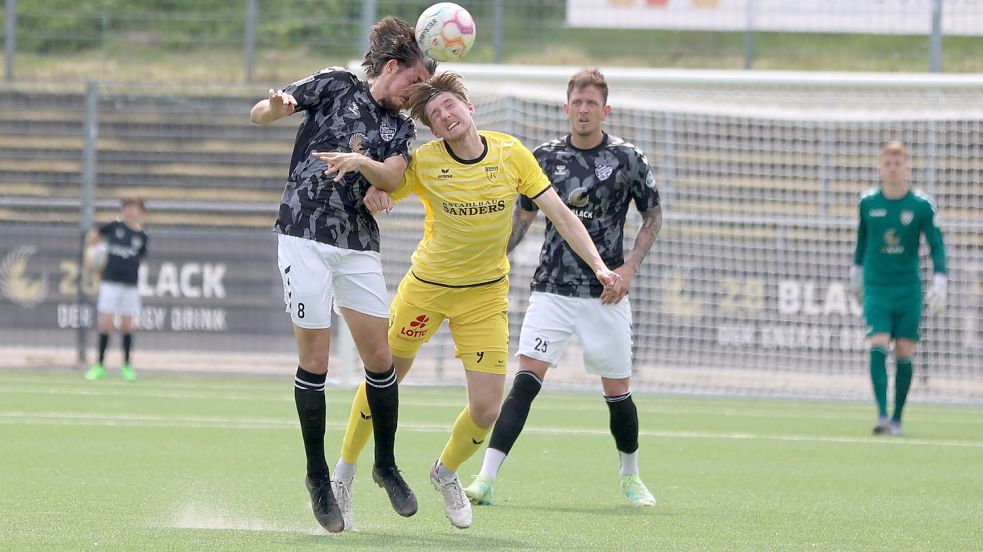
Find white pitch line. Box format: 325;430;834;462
2;384;981;426
1;411;981;449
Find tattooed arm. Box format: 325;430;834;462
601;205;663;304
507;202;538;254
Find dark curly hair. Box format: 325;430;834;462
361;16;437;80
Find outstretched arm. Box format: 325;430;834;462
312;151;408;193
250;89;297;125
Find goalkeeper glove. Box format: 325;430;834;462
849;265;864;303
926;273;947;315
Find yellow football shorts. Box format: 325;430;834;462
388;273;509;375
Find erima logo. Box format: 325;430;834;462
471;438;484;445
869;209;887;217
400;314;430;338
360;411;372;420
438;168;453;179
0;246;48;309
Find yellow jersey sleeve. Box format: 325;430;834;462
512;140;551;199
391;152;422;203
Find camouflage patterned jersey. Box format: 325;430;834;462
274;67;417;252
520;133;659;298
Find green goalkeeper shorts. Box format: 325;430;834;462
863;285;922;341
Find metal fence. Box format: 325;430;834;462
1;74;981;400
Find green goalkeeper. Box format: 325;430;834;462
850;142;947;436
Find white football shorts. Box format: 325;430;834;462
276;234;389;329
517;291;633;379
96;281;142;318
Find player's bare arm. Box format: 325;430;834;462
84;227;103;247
603;205;662;304
249;89;297;125
363;186;394;214
311;151;408;192
506;204;537;254
532;187;621;291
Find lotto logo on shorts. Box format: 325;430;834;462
400;314;430;338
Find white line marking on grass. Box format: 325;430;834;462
2;411;981;448
3;385;980;425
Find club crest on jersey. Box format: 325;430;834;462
349;133;367;155
379;121;396;142
131;236;143;250
485;165;499;183
595;163;614;181
115;228;126;239
900;210;914;225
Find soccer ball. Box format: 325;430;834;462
84;241;108;271
415;3;476;62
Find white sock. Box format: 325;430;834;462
478;448;507;481
435;459;456;482
619;450;639;476
334;459;356;483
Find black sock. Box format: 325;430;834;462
98;333;109;364
294;366;328;479
122;333;133;364
605;392;639;454
364;365;398;468
488;371;543;455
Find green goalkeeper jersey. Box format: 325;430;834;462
853;187;947;289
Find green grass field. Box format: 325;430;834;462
1;372;981;551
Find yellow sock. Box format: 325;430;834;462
340;381;374;464
439;407;491;472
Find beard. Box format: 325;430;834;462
378;96;404;114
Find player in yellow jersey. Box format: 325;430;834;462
315;71;620;530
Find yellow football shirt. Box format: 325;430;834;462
392;131;551;287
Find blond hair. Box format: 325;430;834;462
567;68;608;103
407;71;470;129
881;141;908;159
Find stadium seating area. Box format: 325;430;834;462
2;86;980;252
0;88;290;228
